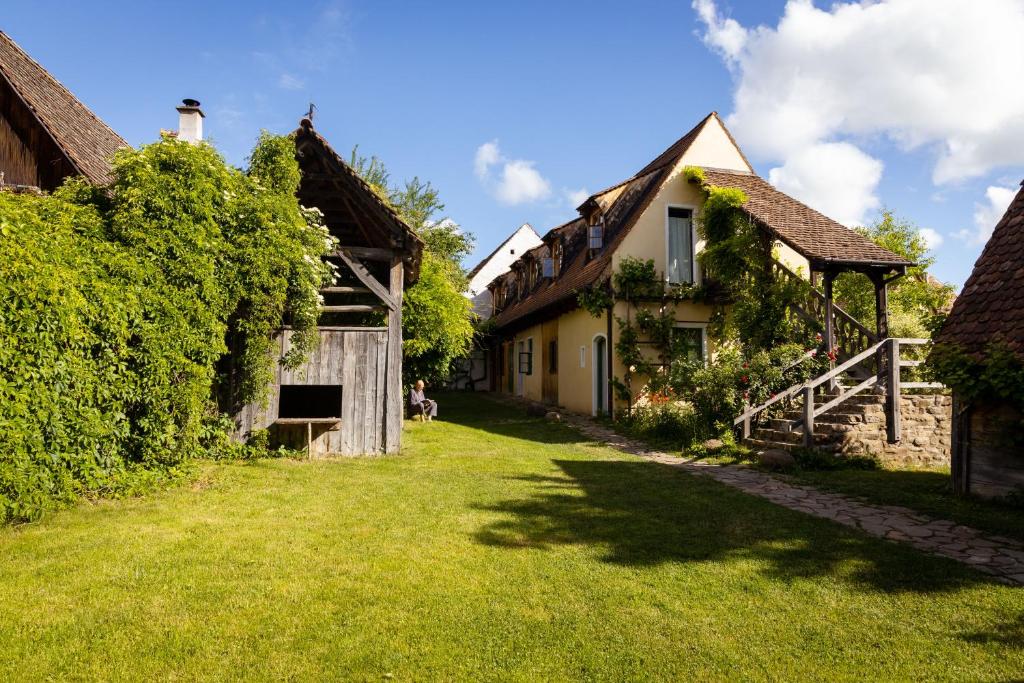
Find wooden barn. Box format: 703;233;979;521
0;31;126;190
235;117;423;456
935;180;1024;498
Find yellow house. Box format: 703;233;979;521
484;112;910;417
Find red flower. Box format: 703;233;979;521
742;362;749;369
741;375;749;384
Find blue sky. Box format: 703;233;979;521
6;0;1023;287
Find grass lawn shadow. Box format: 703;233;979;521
474;457;1002;595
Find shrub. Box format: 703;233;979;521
0;133;332;523
618;402;713;448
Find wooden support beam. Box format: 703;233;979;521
320;305;385;314
320;286;371;295
823;270;837;391
803;385;815;448
331;247;397;261
885;339;901;444
333;248;398;311
383;255;404;453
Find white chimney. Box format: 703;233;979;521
176;98;204;143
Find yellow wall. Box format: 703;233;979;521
678;115;751;173
510;323;544;401
556;308;608;415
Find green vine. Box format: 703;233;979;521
928;342;1024;442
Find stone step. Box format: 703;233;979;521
750;427;841;446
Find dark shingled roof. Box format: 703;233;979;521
935;181;1024;357
701;168;912;268
0;31;127;185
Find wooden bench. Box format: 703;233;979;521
274;417;342;455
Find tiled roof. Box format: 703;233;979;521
935;181;1024;357
0;32;127;185
487;113;909;333
466;223;540;282
700;168;912;267
489;168;668;331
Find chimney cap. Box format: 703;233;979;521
177;98;205;117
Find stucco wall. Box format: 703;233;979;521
510;323;545;402
556;308;607;415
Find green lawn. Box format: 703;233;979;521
782;466;1024;544
1;393;1022;681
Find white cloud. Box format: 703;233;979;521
918;227;944;250
473;140;552;205
957;185;1017;245
565;187;590;207
277;73;305;90
692;0;748;61
474;140;501;179
694;0;1024;187
767;142;883;226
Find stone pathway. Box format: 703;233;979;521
551;409;1024;587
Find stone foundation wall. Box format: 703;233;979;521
835;394;952;466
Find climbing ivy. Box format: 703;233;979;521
0;133;334;523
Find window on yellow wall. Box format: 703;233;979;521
667;207;694;284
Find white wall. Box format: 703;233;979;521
466;223;543;299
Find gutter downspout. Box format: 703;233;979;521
606;303;614;421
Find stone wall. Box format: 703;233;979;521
834;394;952;466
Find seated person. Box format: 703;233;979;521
409;380;438;421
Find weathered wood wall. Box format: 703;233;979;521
0;77;76;190
0;113;37;187
236;327;391;457
956;400;1024;499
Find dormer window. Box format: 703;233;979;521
542;256;554;278
588;221;604;250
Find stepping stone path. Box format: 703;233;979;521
551;408;1024;587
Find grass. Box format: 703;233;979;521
0;392;1021;681
782;465;1024;544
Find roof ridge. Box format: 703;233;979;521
632;111;716;178
466;223;540;281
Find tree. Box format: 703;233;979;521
349;148;475;385
833;210;956;338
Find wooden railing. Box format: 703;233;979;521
735;338;942;446
769;259;877;363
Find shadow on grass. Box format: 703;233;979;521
474;458;999;594
961;613;1024;649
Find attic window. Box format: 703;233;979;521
542;257;554;278
588;222;604;250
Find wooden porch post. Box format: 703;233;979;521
871;272;890;383
823;270;837;391
384;255;404;453
885;338;901;443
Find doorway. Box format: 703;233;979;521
593;335;607;416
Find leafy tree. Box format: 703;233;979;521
833;210;955;338
349;148;475;385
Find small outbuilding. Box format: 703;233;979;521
235;118;423;456
934;180;1024;498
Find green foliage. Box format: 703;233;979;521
350;146;475;385
834;210;955;339
682;165;706;184
928;342;1024;441
0;134;332;523
789;447;880;472
577;284;613;318
617;402;713;449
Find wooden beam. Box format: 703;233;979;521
331;247;398;261
320;286;371;295
384;255;404;453
823;270;836;391
886;339;901;443
333;248;398;311
320;305;385;314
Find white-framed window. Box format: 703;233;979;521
666;205;696;285
671;322;708;363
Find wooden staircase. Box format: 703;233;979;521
736;338;941;453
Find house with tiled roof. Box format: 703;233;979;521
484;112;911;418
0;31;127;190
934;181;1024;498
